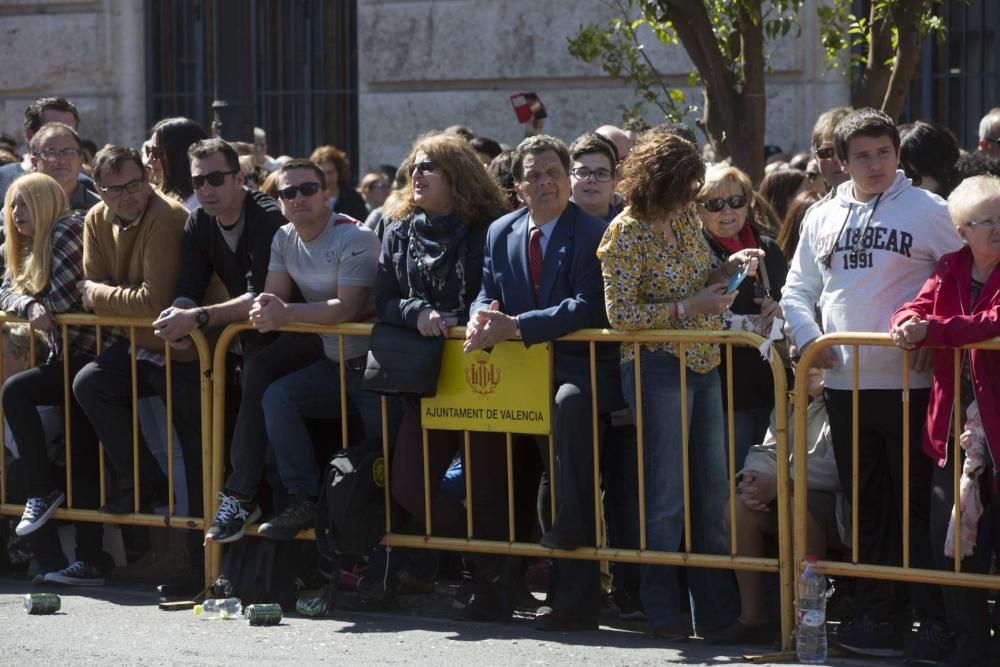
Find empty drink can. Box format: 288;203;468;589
24;593;61;615
244;603;282;626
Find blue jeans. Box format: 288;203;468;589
726;406;773;475
621;350;736;631
262;359;396;498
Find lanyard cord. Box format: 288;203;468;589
819;192;883;269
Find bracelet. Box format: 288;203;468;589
676;300;686;319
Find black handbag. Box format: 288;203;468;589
362;322;445;397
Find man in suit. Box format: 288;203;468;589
465;134;623;632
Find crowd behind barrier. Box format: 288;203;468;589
1;95;1000;664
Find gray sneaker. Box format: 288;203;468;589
15;490;65;536
44;560;105;586
258;499;316;540
204;492;261;544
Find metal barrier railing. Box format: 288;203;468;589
793;334;1000;602
207;322;794;647
0;314;214;584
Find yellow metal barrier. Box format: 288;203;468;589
793;334;1000;609
0;313;214;586
208;322;794;647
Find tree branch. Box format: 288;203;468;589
881;0;930;119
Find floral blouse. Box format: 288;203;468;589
597;205;721;373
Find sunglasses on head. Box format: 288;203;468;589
699;194;748;213
412;160;438;175
277;181;323;201
815;146;836;160
192;169;238;189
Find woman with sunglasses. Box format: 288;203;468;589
374;132;511;611
598;132;762;640
0;172;108;585
146;117;208;212
696;164;788;470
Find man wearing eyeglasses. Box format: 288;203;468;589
71;144;208;575
28;123;99;216
465;135;625;632
0;96;92;204
152;138;284;352
568;132;619;223
203;158;385;545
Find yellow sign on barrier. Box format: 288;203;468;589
421;340;551;434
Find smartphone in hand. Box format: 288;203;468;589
510;92;547;124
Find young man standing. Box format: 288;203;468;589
781;108;962;660
568;132;619;223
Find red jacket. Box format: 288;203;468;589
890;246;1000;468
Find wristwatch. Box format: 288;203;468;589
195;307;210;330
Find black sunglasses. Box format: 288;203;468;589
815;147;836;160
192;169;238;189
699;194;748;213
412;160;438;175
277;181;323;201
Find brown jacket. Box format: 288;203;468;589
83;188;195;360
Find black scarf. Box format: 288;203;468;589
406;209;469;313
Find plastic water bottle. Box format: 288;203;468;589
796;555;827;664
193;597;243;619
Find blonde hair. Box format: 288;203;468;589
947;175;1000;227
383;133;507;225
697;164;781;236
2;172;69;295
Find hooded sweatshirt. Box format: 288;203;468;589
782;170;962;390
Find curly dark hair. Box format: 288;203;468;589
618;131;704;221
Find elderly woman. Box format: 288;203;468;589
890;175;1000;666
598;131;763;640
0;173;106;585
697;165;787;469
375;133;514;616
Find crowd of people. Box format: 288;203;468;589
0;95;999;666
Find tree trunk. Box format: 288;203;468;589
881;0;930;119
852;1;895;109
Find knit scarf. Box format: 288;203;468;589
406;209;469;313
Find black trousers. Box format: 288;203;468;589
929;457;998;665
2;355;104;569
824;387;943;628
73;341;204;517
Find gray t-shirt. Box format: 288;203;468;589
268;213;379;361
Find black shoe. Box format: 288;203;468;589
461;583;513;623
43;560;105;586
257;499;316;540
452;573;475;610
99;492;158;515
342;576;399;612
204;492;261;544
539;530;581;551
612;588;646;620
904;619;952;665
651;622;692;642
836;613;904;657
703;620;772;645
15;490;65;536
535;609;598;632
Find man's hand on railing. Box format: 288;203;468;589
249;292;289;333
153;307;197;343
464;300;518;352
27;301;55;331
77;280;100;312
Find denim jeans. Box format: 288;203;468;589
621;349;736;631
726;406;773;475
262;358;397;498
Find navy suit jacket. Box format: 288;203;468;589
471;201;623;412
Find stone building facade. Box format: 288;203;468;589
1;0;847;174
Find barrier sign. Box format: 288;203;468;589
421;340;551;434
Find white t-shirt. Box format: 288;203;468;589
268;213;379;361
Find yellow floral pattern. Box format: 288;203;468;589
597;205;721;373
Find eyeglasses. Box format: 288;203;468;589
699;194;748;213
569;166;613;183
277;181;322;201
815;147;836;160
98;178;144;199
965;218;1000;231
192;169;239;189
412;160;438;176
34;147;82;162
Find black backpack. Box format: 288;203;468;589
315;438;387;559
212;537;320;608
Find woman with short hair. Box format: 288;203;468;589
598;131;762;640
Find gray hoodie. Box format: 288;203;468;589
781;170;962;390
